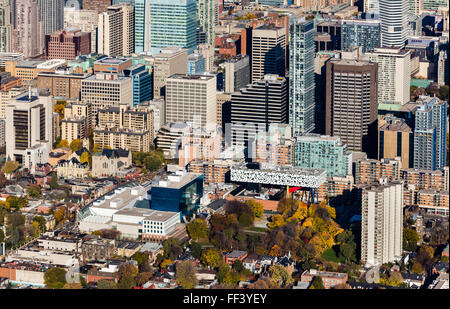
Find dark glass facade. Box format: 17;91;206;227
149;175;203;217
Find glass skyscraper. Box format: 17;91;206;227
149;0;197;55
413;96;447;170
341;19;381;52
134;0;151;54
289;18;315;136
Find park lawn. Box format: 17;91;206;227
321;247;346;264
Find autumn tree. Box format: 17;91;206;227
201;248;222;268
403;228;420;252
70;139;83;152
44;267;67;289
97;279;118;289
28;184;41;198
162;238;183;260
56;139;69;148
246;200;264;218
80;151;90;165
135;272;153;286
118;275;135;289
269;265;293;287
187;218;209;240
176;260;198;289
0;172;6;188
49;173;58;189
1;160;18;179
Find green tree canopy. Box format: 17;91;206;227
187;218;209;240
201;248;222;268
176;260;198;289
44;267;67;289
97;279;118;289
403;228;420;252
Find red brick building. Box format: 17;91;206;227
301;269;348;289
45;29;91;60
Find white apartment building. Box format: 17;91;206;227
98;3;134;57
361;179;404;266
165;74;217;129
61;102;92;144
366;48;411;105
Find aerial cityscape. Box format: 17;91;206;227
0;0;449;293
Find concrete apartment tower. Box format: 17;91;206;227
361;179;403;267
366;48;410;105
98;3;134;57
37;0;65;36
13;0;42;58
0;0;13;53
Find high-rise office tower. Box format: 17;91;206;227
230;74;288;147
134;0;150;54
0;0;12;52
81;72;133;119
341;19;381;53
198;0;216;46
379;0;408;48
325;54;378;155
361;179;403;266
289;18;315;137
98;3;134;56
152;46;188;99
366;48;410;105
251;24;286;82
165;74;217;128
13;0;42;58
150;0;197;55
220;55;251;93
37;0;65;37
5;90;54;163
413;96;447;170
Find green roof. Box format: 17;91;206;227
411;78;432;88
